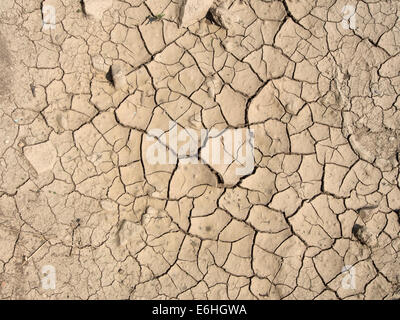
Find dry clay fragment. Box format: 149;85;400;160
110;64;128;91
169;164;218;199
83;0;113;20
180;0;214;27
24;141;57;174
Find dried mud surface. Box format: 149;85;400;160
0;0;400;300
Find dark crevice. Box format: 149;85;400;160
105;66;115;87
281;0;299;24
80;0;87;16
205;10;220;27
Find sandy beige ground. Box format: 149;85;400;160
0;0;399;300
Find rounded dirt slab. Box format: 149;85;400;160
0;0;399;300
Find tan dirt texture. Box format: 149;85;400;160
0;0;400;300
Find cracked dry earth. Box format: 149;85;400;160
1;0;400;300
